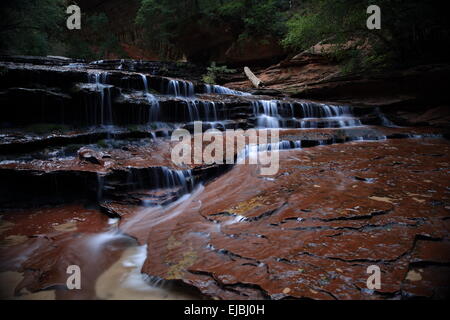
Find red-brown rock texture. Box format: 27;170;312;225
226;48;450;128
111;138;450;299
1;57;449;300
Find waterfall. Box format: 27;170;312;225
251;100;362;129
204;84;250;96
184;100;200;122
167;80;195;97
299;102;349;118
253;100;281;128
199;101;218;122
140;74;161;123
125;167;194;195
88;72;113;126
167;168;194;194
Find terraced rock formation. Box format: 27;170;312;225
0;57;448;300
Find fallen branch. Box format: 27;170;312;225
244;66;264;88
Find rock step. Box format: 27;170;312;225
2;60;396;134
0;128;171;154
0;163;231;209
1;125;446;156
0;62;239;96
1;85;375;127
2;125;444;209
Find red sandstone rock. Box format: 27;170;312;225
112;138;450;300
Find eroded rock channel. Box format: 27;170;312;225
0;57;449;300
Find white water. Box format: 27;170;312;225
88;72;113;126
252;100;362;129
253;100;281;128
83;184;204;300
204;84;251;96
140;74;161;123
95;245;197;300
167;80;195;97
121;186;202;234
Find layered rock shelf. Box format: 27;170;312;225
0;57;449;300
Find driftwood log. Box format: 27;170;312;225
244;66;264;88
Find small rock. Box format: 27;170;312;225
282;287;291;294
78;147;105;165
369;196;396;204
406;270;422;282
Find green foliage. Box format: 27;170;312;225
207;62;236;75
126;125;142;133
282;0;450;71
1;0;448;71
241;0;288;38
0;0;66;55
0;1;126;60
96;139;110;148
136;0;290;59
201;74;215;85
202;62;236;84
64;13;126;60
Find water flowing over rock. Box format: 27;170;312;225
0;56;449;300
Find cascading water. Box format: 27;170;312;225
1;58;416;302
238;139;302;163
167;80;195;97
160;167;194;194
121;167;195;199
204;84;250;96
252;100;362;129
253;100;282;128
184;100;200;122
296;102;362;128
140;74;161;123
203;101;218;122
88;72;113;126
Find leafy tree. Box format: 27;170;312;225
0;0;66;55
135;0;290;60
0;1;126;60
282;0;450;70
64;13;126;60
202;62;236;84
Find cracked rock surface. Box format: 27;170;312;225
113;138;450;299
1;57;449;300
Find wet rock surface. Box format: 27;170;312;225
225;47;450;128
0;56;449;300
111;138;449;300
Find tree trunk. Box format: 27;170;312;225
244;67;264;88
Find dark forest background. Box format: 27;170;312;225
1;0;450;71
